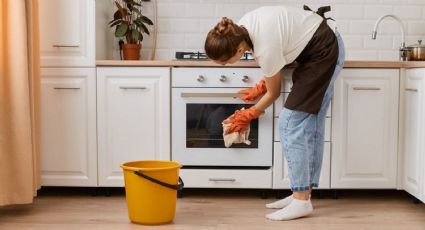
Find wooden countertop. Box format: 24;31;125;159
96;60;425;68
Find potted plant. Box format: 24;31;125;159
109;0;154;60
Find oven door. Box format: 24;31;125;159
172;87;273;167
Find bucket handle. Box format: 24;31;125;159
134;171;184;191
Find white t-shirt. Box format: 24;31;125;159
238;6;323;77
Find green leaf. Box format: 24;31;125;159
139;23;150;35
132;7;141;15
139;31;144;42
115;23;128;37
132;0;142;7
139;15;153;25
127;4;133;12
134;19;143;28
124;0;141;7
109;19;122;27
131;29;140;42
113;10;122;20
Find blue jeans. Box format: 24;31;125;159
278;32;345;192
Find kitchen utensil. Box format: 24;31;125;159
406;40;425;61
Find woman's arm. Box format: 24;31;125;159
223;71;281;134
253;71;281;112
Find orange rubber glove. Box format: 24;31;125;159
238;79;267;101
223;107;263;134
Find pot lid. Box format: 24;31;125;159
407;40;425;48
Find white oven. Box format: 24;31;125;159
171;68;273;167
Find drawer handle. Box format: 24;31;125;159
120;86;147;90
53;45;80;48
405;88;418;92
209;178;236;182
54;87;80;90
353;87;381;91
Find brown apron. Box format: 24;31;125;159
284;5;339;114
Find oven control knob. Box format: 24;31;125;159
197;75;205;82
242;75;249;82
220;75;227;82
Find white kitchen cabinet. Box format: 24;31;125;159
97;67;170;187
39;0;95;67
40;68;97;186
402;69;425;202
331;69;399;188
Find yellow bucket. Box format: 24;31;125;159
120;160;183;225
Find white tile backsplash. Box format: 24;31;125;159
408;21;425;35
96;0;425;61
343;35;364;48
185;3;216;18
364;5;393;19
158;19;201;33
364;35;393;49
157;3;185;17
334;5;364;19
393;6;422;20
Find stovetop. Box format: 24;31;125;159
175;51;255;61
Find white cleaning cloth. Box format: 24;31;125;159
222;122;251;148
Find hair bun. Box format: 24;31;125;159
215;17;234;35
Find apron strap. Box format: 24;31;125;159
303;5;335;21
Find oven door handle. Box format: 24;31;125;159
181;93;244;98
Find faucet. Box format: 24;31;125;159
372;14;407;61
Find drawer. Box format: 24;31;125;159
274;117;331;142
274;93;332;118
180;168;272;188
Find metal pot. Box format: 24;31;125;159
406;40;425;61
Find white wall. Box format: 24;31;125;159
96;0;425;61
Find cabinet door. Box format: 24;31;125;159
403;69;424;199
39;0;95;67
97;67;170;187
41;68;97;186
332;69;399;188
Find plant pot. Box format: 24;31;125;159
123;44;142;60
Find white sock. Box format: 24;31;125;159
266;199;313;221
265;195;293;209
266;194;311;209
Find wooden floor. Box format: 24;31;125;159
0;188;424;230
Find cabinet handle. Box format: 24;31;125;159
405;88;418;92
53;45;80;48
209;178;236;182
120;86;147;90
54;87;80;90
352;87;381;91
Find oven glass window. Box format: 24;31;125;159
186;104;258;148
